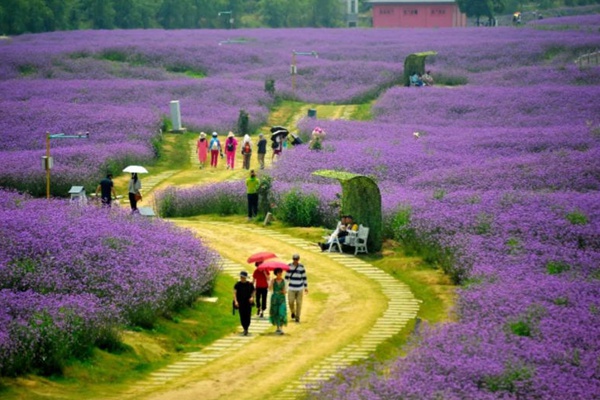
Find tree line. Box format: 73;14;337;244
0;0;374;35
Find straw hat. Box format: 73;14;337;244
228;131;234;138
200;132;206;139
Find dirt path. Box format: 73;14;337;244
122;104;420;400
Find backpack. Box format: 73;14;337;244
210;139;219;151
244;142;251;154
226;140;234;151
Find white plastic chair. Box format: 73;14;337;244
322;221;342;252
354;225;369;255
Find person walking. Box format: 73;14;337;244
246;170;260;221
269;267;287;335
253;262;270;318
127;172;142;213
241;134;252;170
286;254;308;323
224;131;238;170
95;173;116;207
256;133;267;170
234;271;255;336
209;132;221;168
197;132;208;169
271;135;282;163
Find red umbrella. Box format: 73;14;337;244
247;251;277;264
256;260;290;272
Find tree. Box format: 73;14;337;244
307;0;343;27
456;0;494;25
259;0;290;27
158;0;195;28
81;0;116;29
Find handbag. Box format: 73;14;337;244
134;193;142;202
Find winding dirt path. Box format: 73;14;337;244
121;105;420;399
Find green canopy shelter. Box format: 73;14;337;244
403;51;437;86
313;170;383;252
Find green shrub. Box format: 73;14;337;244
482;363;533;394
566;209;588;225
433;189;446;200
509;320;531;337
257;174;273;217
264;78;275;96
275;189;321;227
434;73;468;86
237;109;250;135
546;260;570;275
475;212;493;235
553;297;569;306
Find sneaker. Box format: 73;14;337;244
260;312;264;318
243;330;248;336
257;309;261;316
291;313;295;319
295;318;300;323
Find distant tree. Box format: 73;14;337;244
0;0;28;34
456;0;494;25
81;0;116;29
114;0;138;28
308;0;344;27
259;0;291;27
158;0;195;28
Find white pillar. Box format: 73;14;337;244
170;100;182;131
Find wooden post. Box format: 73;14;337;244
46;132;51;199
291;51;297;92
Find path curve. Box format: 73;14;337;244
123;221;420;400
124;103;420;399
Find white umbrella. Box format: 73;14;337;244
123;165;149;174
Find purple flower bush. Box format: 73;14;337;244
0;189;220;375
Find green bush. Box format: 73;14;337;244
237;109;250;135
546;260;571;275
566;209;588;225
275;189;321;227
434;73;468;86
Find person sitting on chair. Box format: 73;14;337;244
318;215;357;251
422;70;434;86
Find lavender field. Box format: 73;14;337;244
1;15;600;398
0;190;219;376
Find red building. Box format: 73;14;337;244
369;0;466;28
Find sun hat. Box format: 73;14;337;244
240;271;248;278
212;132;218;137
200;132;206;139
228;131;234;138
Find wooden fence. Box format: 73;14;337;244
575;51;600;68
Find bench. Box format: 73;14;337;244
138;207;156;217
323;223;369;255
346;224;369;255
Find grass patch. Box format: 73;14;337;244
350;102;374;120
274;222;455;363
113;130;194;194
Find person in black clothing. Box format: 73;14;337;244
256;133;267;170
95;173;116;207
234;271;255;336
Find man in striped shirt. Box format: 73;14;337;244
286;254;308;323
